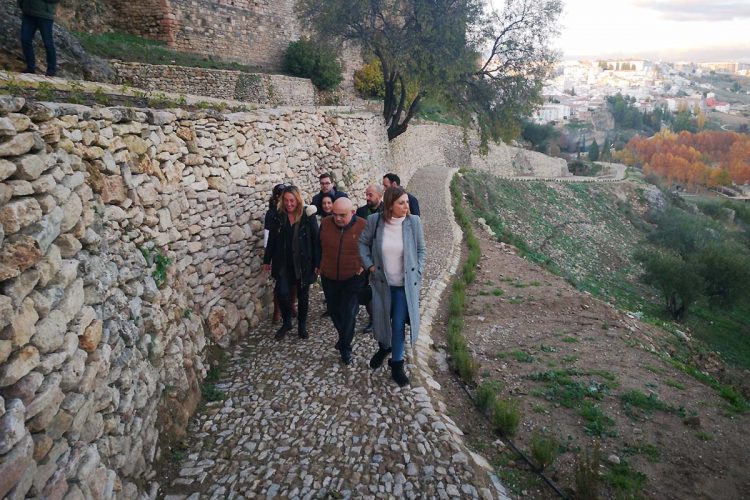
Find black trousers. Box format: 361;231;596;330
321;274;365;358
276;277;309;332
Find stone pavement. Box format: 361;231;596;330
160;165;509;499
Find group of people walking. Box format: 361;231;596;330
262;173;425;387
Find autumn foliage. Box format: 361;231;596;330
617;130;750;190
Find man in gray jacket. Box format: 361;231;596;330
18;0;59;76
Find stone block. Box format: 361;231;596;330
0;117;15;137
0;346;39;387
0;433;34;499
8;179;33;196
55;234;82;258
0;183;12;205
0;294;12;330
100;175;127;204
12;155;46;181
5;297;38;347
0;340;11;364
0;132;35;157
1;268;39;307
0;159;17;181
60;349;87;390
21;205;63;255
31;440;69;496
79;320;102;353
1;370;43;406
32;432;54;461
0;398;26;454
31;309;67;354
36;244;61;287
60;193;83;233
58;278;84;323
25;373;63;421
0;197;43;234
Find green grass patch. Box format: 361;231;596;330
579;401;616;436
490;398;521;437
561;336;579;343
665;379;687;390
200;384;225;402
492;288;505;296
624;442;662;463
602;460;647;497
621;389;685;418
75;31;262;72
497;350;534;363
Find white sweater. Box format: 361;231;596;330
382;216;405;285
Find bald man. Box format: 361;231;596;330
318;198;368;364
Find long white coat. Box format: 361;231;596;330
358;213;426;348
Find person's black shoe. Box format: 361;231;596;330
369;343;391;369
389;360;410;387
298;328;309;339
22;68;36;74
362;322;373;334
341;354;352;365
321;309;330;317
274;324;291;340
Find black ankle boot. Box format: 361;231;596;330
389;360;410;387
274;324;291;340
298;325;309;339
369;343;391;369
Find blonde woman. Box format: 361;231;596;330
263;186;320;340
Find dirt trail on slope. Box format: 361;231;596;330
430;225;750;499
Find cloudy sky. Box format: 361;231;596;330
495;0;750;62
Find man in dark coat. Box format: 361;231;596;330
355;184;384;333
18;0;59;76
318;198;367;364
382;173;420;216
311;172;348;214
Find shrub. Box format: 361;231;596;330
353;58;385;98
634;248;703;320
530;430;560;471
696;242;750;309
490;398;520;437
475;380;501;412
283;37;343;91
575;444;601;500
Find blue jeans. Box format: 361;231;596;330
390;286;408;362
21;14;56;76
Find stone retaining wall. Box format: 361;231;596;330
0;96;388;499
390;121;569;182
112;62;316;107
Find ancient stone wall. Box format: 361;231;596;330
112;62;316;106
0;96;388;498
390;122;569;182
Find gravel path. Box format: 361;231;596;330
160;166;508;499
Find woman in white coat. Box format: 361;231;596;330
359;186;426;386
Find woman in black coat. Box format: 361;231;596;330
263;185;320;339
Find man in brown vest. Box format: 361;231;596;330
318;197;367;364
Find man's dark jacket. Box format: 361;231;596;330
18;0;59;20
355;202;382;220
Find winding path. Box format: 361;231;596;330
161;165;508;499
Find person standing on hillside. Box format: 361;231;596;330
311;173;348;214
18;0;59;77
355;184;384;334
359;186;426;387
318;198;367;365
382;173;420;216
263;185;320;340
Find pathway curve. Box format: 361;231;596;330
161;165;508;499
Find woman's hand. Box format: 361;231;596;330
262;264;271;273
368;266;375;274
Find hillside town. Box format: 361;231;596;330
534;59;750;126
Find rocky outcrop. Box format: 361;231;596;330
0;2;115;82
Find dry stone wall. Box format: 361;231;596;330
112;62;316;107
390;121;569;180
0;95;388;499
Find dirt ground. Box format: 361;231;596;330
429;225;750;499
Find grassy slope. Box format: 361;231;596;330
460;172;750;373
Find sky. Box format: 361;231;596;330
494;0;750;62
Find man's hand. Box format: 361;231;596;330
262;264;271;273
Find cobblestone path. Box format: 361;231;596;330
161;166;508;499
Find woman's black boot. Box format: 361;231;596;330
389;360;410;387
369;343;391;369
